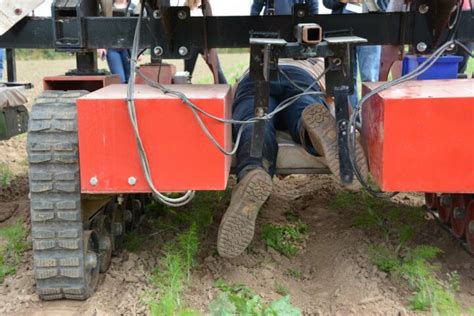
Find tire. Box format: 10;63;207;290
28;90;99;300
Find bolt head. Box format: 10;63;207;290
177;10;188;20
152;10;161;19
416;42;428;52
178;46;189;56
128;177;137;186
90;177;98;186
418;4;429;14
14;8;23;15
153;46;163;56
296;10;305;18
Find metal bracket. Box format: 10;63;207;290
334;86;353;185
249;38;286;158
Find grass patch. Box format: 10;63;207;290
337;190;465;315
261;222;307;257
144;190;230;315
287;268;302;280
0;221;27;283
0;163;13;189
210;280;301;316
274;282;289;296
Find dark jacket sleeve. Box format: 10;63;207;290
251;0;265;15
322;0;345;12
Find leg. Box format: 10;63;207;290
120;49;132;83
357;45;381;82
217;75;278;258
275;65;326;144
232;75;279;179
106;49;127;83
0;48;4;80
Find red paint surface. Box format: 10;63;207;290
77;84;232;193
362;79;474;193
135;63;176;85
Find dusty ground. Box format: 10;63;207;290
0;57;473;315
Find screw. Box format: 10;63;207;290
178;46;189;56
90;177;98;186
416;42;428;52
128;177;137;186
14;8;23;15
153;46;163;56
418;4;429;14
296;10;305;18
152;10;161;19
177;10;188;20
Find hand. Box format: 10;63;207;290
97;49;107;60
185;0;202;10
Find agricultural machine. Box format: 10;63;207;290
0;0;473;300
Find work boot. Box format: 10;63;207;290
217;168;273;258
301;104;369;189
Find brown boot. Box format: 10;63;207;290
217;168;273;258
301;104;369;189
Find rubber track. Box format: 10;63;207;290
28;90;92;300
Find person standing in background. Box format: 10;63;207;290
97;0;135;83
323;0;384;108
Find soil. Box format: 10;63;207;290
0;59;472;315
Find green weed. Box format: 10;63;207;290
145;191;231;315
261;222;307;257
211;280;301;316
274;282;289;296
369;245;400;273
287;268;302;280
0;221;27;283
123;231;145;252
0;163;12;189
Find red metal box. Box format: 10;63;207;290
362;79;474;193
77;84;232;193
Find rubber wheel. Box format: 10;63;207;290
465;199;474;254
450;194;469;238
425;193;439;210
438;194;453;223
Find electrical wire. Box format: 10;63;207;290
127;1;195;207
347;39;467;197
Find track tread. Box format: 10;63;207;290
28;90;94;301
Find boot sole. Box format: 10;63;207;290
217;171;273;258
302;105;368;189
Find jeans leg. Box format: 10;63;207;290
106;49;127;83
233;76;279;179
357;45;381;82
0;49;4;80
121;50;131;84
276;65;326;144
349;48;359;108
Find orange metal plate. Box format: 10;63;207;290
77;84;232;193
362;79;474;193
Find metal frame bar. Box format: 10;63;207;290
0;12;472;51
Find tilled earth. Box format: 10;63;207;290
0;172;473;315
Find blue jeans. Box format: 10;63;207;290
233;65;325;179
106;49;131;83
0;48;4;80
342;8;381;107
